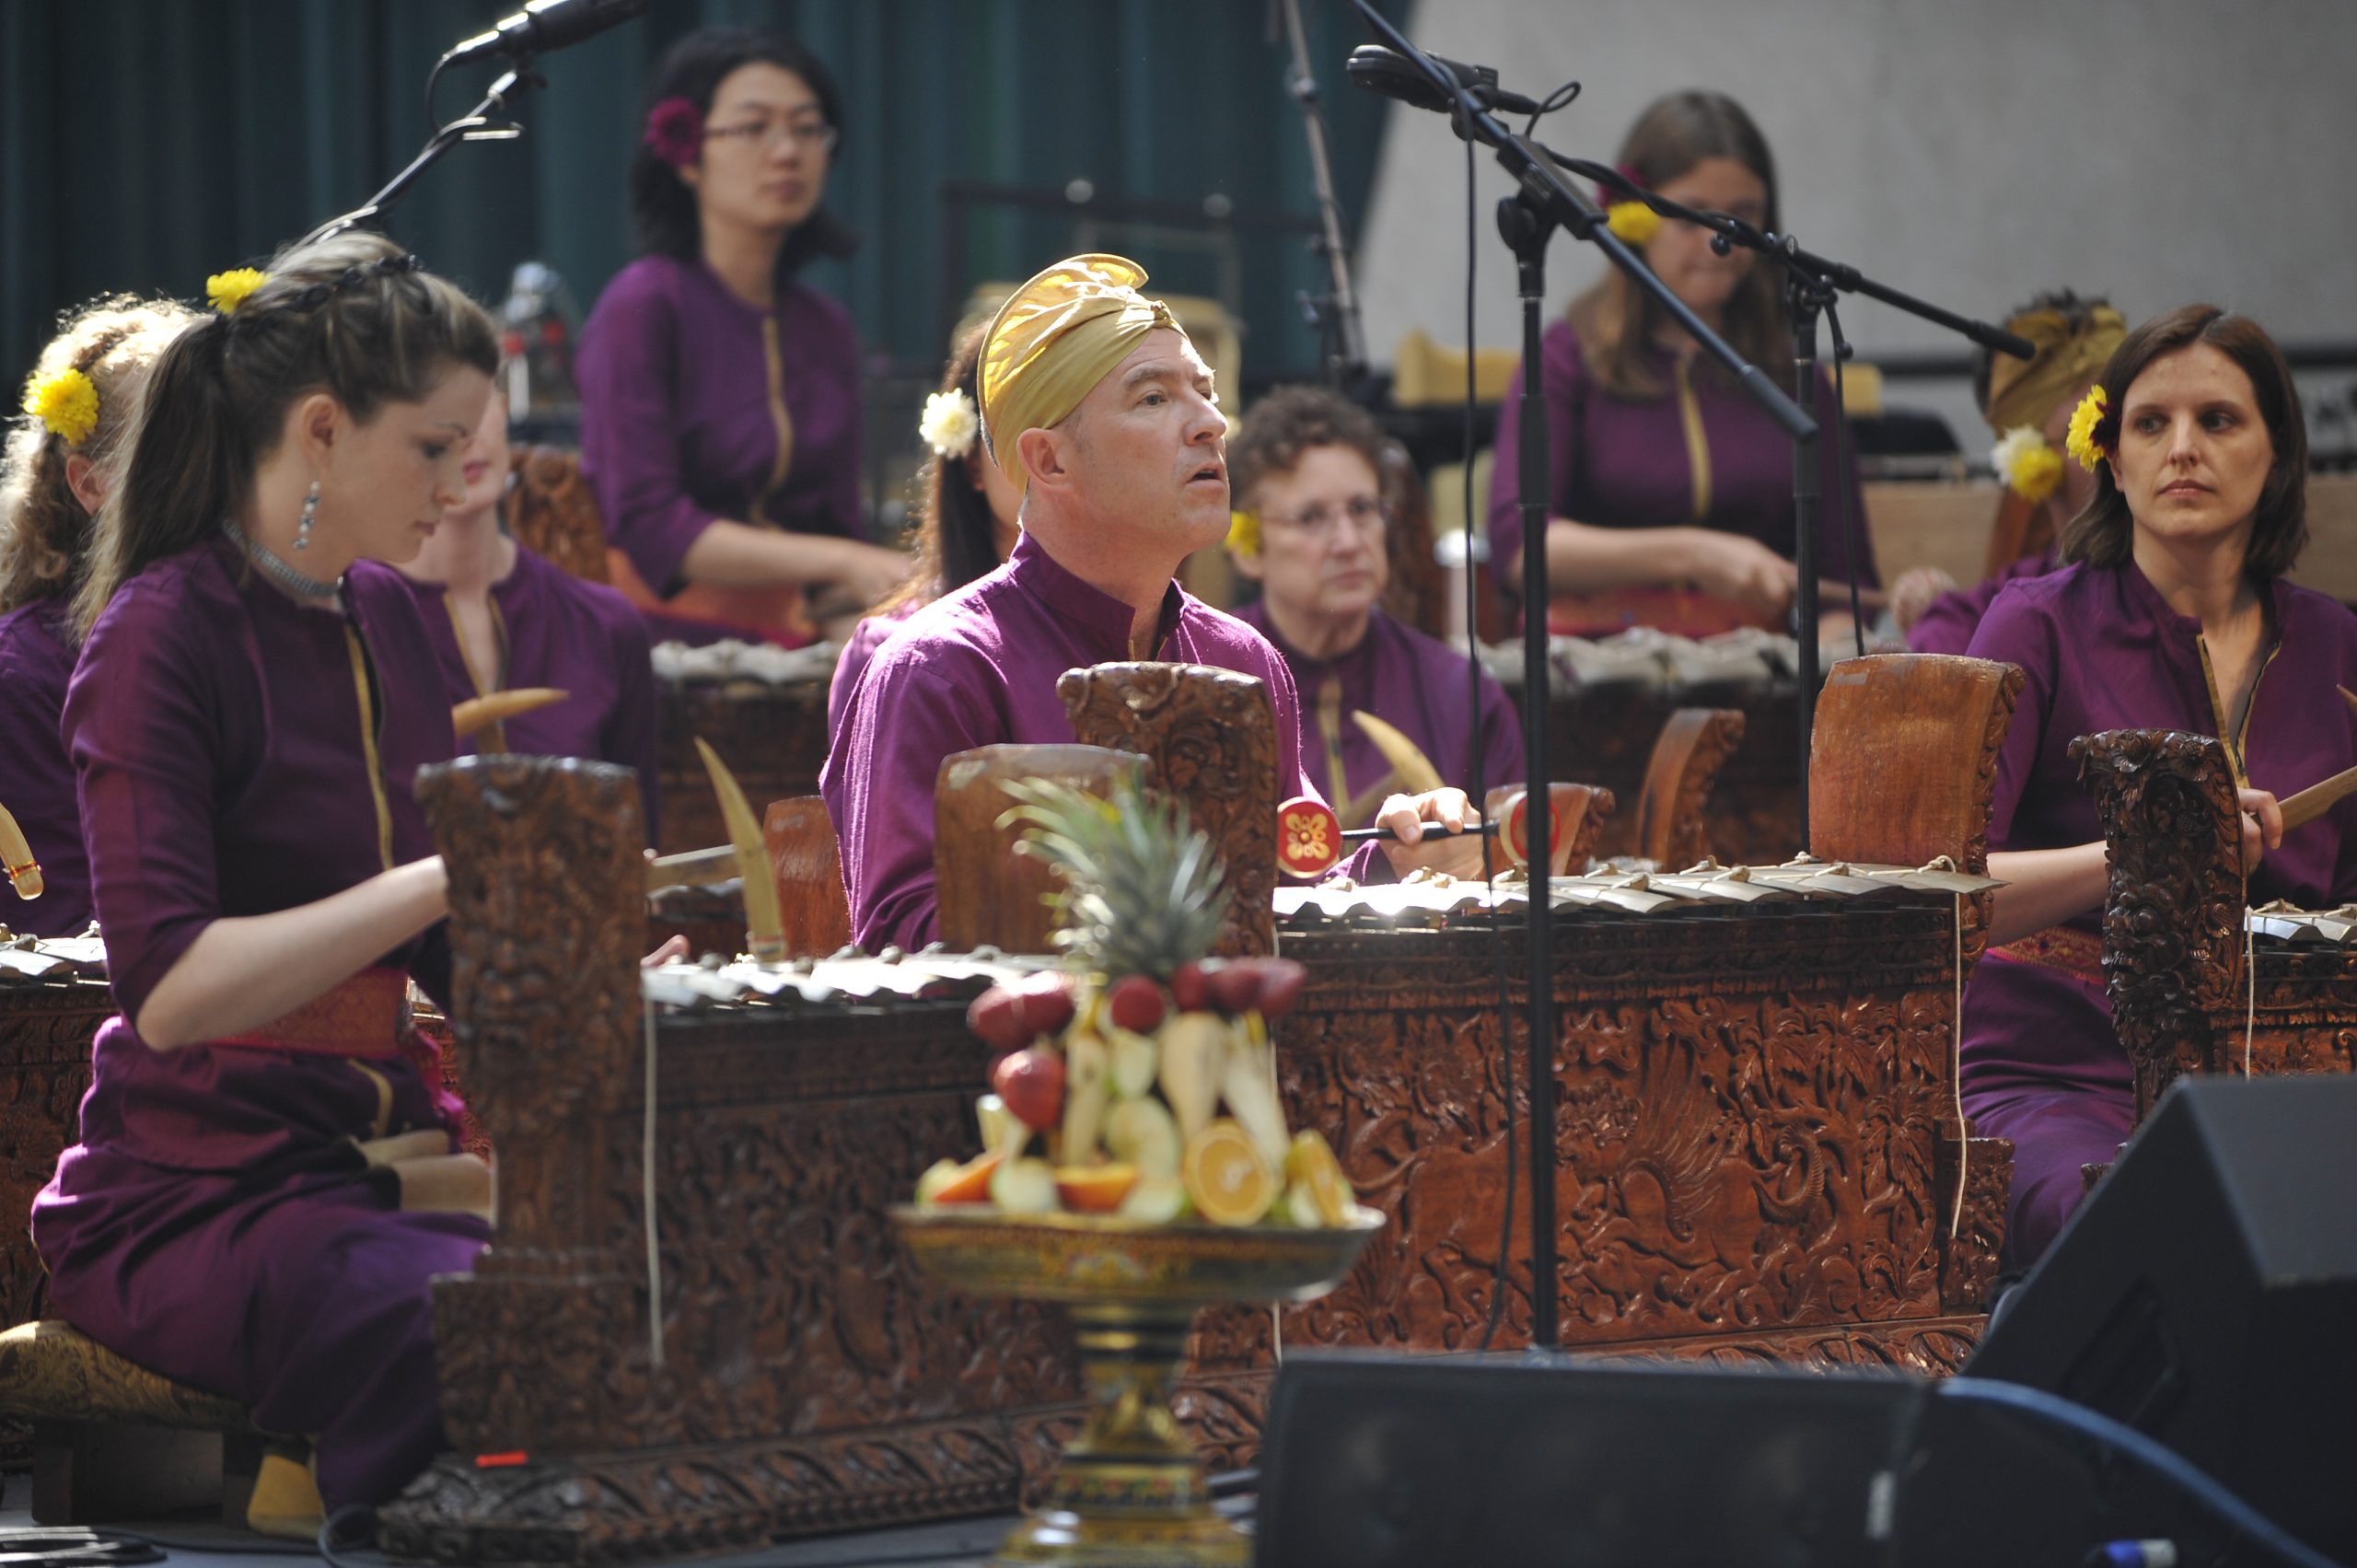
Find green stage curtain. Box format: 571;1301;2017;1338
3;0;1407;387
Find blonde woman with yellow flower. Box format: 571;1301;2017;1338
1954;304;2357;1268
0;294;197;935
1899;289;2123;653
1486;89;1875;637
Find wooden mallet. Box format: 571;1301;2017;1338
2272;683;2357;832
1276;793;1525;879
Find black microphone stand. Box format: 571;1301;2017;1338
1276;0;1367;389
1544;148;2036;844
296;61;539;250
1349;0;1815;1355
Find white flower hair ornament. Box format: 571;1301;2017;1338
919;389;981;460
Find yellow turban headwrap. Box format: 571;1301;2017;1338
977;253;1188;500
1984;304;2128;436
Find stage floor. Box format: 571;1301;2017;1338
0;1493;1260;1568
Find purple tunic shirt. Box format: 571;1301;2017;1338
1233;600;1523;819
34;535;486;1508
824;532;1335;952
1960;562;2357;1263
1486;321;1875;600
828;597;921;744
577;255;863;623
0;599;88;935
399;544;662;843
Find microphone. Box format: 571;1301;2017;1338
1345;44;1544;118
444;0;646;67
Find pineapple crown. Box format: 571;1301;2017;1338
997;772;1230;978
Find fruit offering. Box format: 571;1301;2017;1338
912;775;1359;1229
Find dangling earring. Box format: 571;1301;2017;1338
296;480;319;552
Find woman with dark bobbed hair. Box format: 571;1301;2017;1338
1961;304;2357;1265
577;27;906;645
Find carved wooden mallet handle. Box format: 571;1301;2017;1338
1276;794;1521;879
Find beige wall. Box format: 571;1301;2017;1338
1358;0;2357;447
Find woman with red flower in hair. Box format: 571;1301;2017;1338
577;28;906;646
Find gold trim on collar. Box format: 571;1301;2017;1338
757;316;795;527
343;626;396;872
1674;358;1713;522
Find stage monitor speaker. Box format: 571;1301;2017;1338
1254;1353;2245;1568
1968;1074;2357;1561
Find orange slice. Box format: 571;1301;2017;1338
1182;1119;1277;1227
930;1151;1002;1205
1283;1130;1354;1226
1055;1163;1140;1213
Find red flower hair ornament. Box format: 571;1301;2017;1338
644;97;703;169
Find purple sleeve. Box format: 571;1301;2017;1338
1909;556;2059;657
824;648;996;953
1259;645;1319;808
1961;585;2058;847
64;585;225;1024
826;613;897;743
576;265;722;593
1814;368;1879;588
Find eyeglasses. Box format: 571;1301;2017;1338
703;119;840;154
1263;494;1391;538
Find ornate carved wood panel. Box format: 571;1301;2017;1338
384;756;2000;1562
2073;728;2247;1119
1059;664;1278;958
0;981;109;1471
1550;679;1802;865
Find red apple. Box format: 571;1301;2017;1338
992;1047;1066;1132
1013;971;1078;1040
1105;974;1167;1034
1170;960;1213;1014
1210;961;1262;1017
966;986;1029;1052
1254;958;1307;1018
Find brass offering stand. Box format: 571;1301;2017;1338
893;1207;1381;1567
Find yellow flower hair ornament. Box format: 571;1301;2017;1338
1598;166;1661;246
23;367;99;447
206;268;268;316
1605;201;1662;246
1991;426;2063;505
2065;385;2110;472
1225;508;1261;560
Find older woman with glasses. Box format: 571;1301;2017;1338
576;27;907;646
1226;386;1521;826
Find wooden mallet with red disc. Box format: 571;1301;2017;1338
1275;793;1525;879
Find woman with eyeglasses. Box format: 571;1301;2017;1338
576;28;907;647
1226;386;1521;827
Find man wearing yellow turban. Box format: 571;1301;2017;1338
1901;289;2126;655
822;254;1484;949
